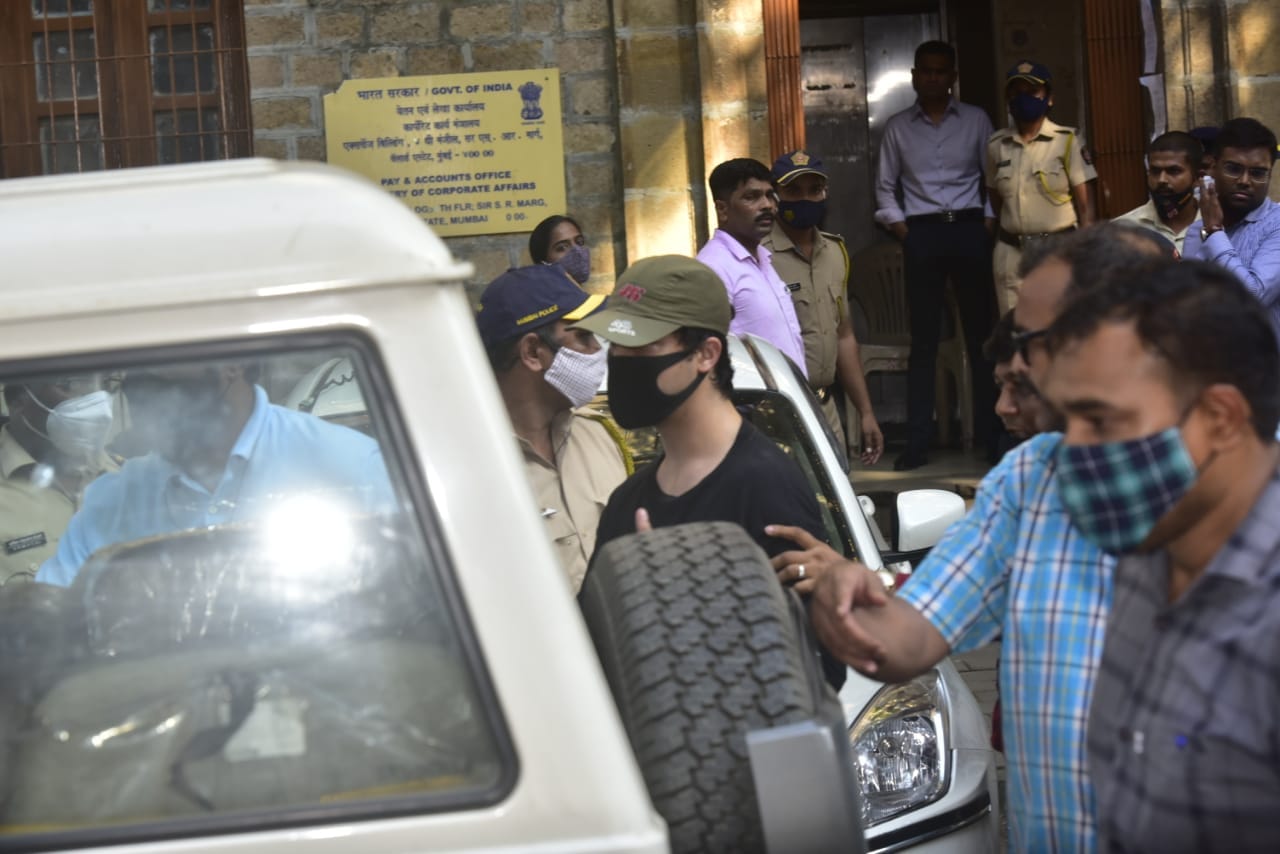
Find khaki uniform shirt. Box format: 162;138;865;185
517;409;627;593
0;429;115;585
764;224;850;389
987;117;1097;234
1115;198;1192;255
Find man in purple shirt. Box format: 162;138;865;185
696;158;807;377
1181;117;1280;346
875;40;996;470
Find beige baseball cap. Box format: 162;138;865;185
571;255;731;346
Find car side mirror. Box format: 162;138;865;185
896;489;966;552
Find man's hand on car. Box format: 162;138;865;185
766;523;851;594
811;561;890;674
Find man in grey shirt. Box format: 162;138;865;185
1040;258;1280;852
874;39;995;470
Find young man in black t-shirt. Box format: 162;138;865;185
595;413;825;558
574;255;842;686
575;254;825;556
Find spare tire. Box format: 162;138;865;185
578;521;843;853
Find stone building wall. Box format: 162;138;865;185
1157;0;1280;134
1155;0;1280;197
243;0;623;296
242;0;768;297
612;0;769;263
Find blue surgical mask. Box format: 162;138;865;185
1056;426;1199;554
777;199;827;231
1009;92;1050;123
554;244;591;285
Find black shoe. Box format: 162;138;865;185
893;451;930;471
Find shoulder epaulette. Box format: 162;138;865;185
577;410;636;476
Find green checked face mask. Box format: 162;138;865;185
1056;425;1199;555
1049;425;1198;558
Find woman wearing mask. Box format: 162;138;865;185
529;215;591;285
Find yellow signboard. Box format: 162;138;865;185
323;69;565;237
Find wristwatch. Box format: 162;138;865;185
1201;225;1224;241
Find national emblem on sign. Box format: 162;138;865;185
519;80;544;121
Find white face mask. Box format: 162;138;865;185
544;345;608;409
26;387;115;461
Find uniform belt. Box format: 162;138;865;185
906;208;985;225
997;225;1075;249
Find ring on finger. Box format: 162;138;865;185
797;563;806;580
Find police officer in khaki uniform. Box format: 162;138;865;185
988;60;1097;314
0;378;117;585
476;265;629;592
764;151;883;466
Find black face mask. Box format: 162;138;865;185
1149;187;1194;221
606;347;706;429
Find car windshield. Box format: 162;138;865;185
0;342;507;845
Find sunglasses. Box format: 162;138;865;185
1010;327;1048;363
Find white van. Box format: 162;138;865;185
0;160;995;853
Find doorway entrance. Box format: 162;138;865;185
800;11;941;257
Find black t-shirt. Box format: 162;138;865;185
591;418;845;690
594;418;826;557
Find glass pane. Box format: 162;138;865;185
150;24;217;94
32;0;94;16
148;0;211;10
1;344;504;842
38;115;103;174
155;108;222;163
33;31;99;101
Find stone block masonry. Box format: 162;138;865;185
245;0;622;294
1159;0;1280;198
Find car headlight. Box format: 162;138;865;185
848;671;949;826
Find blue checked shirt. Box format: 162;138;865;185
1182;198;1280;344
897;433;1114;852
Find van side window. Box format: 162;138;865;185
0;339;510;846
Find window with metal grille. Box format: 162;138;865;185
0;0;251;179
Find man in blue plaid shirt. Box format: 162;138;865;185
778;224;1168;851
1044;259;1280;852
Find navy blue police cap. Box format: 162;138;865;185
771;150;828;186
1006;60;1052;87
475;265;605;349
